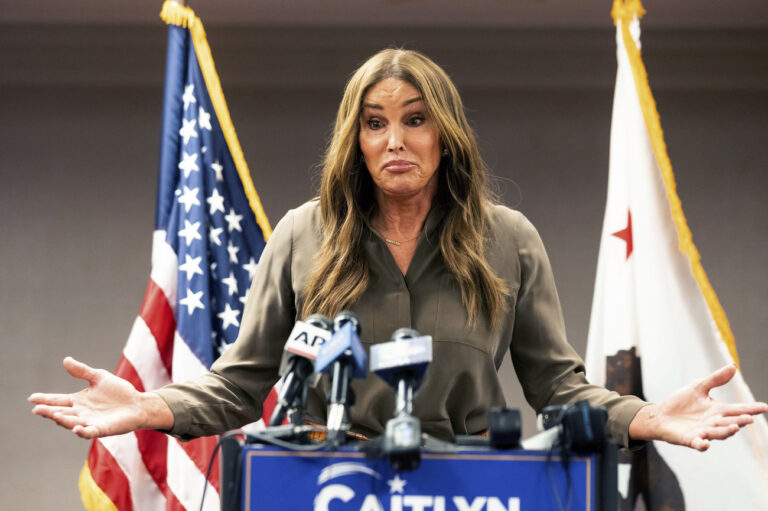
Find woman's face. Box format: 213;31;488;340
359;78;441;201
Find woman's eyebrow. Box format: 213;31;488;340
362;96;423;110
402;97;423;107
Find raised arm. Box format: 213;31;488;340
28;357;173;439
628;364;768;451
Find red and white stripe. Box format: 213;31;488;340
85;230;276;510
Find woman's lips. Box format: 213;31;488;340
383;160;416;172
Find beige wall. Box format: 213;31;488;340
1;24;766;509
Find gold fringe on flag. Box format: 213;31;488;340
159;0;273;240
611;0;739;366
79;462;118;511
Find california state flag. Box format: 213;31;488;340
585;1;768;509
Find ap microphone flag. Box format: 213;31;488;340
78;2;272;510
585;1;768;509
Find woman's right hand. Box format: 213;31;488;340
28;357;174;439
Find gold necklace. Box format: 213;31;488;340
384;234;420;246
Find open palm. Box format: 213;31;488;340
644;365;767;451
29;357;151;439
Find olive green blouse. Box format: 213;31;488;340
155;200;646;447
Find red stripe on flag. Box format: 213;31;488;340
177;436;221;494
262;387;278;426
133;430;186;511
165;491;185;511
139;278;176;378
113;358;189;510
115;356;146;392
173;388;281;496
135;430;168;493
88;440;135;511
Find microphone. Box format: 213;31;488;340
315;311;367;447
370;327;432;471
268;314;332;427
523;401;607;454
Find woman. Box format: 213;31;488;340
30;49;765;450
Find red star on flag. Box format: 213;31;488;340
612;209;633;259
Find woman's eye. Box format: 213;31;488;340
366;119;383;130
407;116;425;127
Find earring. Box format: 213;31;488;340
441;148;449;157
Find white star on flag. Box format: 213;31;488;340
211;161;224;182
243;257;258;279
221;271;238;296
206;188;225;215
182;83;196;110
209;226;223;246
387;475;406;494
177;185;200;213
198;106;212;131
226;240;240;263
239;290;250;306
217;303;240;330
225;208;243;232
179;118;198;145
179;288;205;315
178;152;199;178
218;342;234;356
179;254;203;280
178;219;202;246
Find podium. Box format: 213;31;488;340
220;438;617;510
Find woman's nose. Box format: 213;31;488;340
387;125;405;152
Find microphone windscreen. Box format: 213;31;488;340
315;321;367;378
391;327;419;342
370;334;432;386
278;320;333;376
333;310;360;334
306;313;332;331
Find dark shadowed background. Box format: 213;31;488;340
1;1;766;508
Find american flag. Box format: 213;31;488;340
78;3;275;510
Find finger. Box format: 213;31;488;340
28;393;74;406
690;437;710;452
718;402;768;417
702;424;741;441
694;364;736;394
63;357;99;383
711;415;753;428
32;404;75;420
73;425;101;439
52;412;89;430
48;407;81;418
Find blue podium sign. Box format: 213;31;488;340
239;446;597;511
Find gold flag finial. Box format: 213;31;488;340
612;0;647;25
160;0;200;30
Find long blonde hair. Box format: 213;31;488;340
301;49;509;326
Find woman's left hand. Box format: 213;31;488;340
628;364;768;451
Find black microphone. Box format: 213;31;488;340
370;327;432;471
268;314;332;427
315;311;367;447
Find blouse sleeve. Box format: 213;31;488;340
153;209;296;439
508;213;647;447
